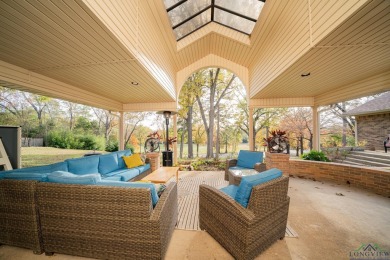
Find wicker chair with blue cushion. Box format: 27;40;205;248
225;150;266;185
199;168;289;260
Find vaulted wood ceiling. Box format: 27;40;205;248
0;0;389;111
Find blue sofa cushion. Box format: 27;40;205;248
235;168;282;208
117;168;140;182
49;162;69;172
220;185;239;199
98;153;119;174
104;168;138;176
66;156;99;175
134;163;151;174
48;171;101;184
96;180;159;206
102;176;122;181
236;150;263;169
2;172;48;182
115;150;132;169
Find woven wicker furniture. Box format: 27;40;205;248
199;176;290;260
0;180;43;254
225;159;266;184
37;181;178;259
227;168;266;186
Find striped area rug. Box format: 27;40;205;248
174;171;298;238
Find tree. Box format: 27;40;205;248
0;87;38;136
92;108;117;142
179;72;203;158
236;94;285;150
124;112;153;148
133;125;152;153
22;92;50;130
196;68;236;158
280;108;313;155
193;124;206;157
62;101;83;131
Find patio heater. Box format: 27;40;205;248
157;110;177;166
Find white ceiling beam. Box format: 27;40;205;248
0;60;122;111
249;97;314;108
314;71;390;106
123;102;177;112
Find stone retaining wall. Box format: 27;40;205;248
265;152;390;197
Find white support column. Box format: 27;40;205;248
249;107;254;151
119;111;125;151
312;106;320;151
173;114;178;165
355;119;358;146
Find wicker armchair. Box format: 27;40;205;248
199;176;289;260
37;182;178;259
0;180;43;254
225;159;267;184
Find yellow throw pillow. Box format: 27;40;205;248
122;154;144;168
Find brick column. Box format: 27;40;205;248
146;152;160;172
265;152;290;175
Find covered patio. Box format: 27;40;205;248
1;0;389;157
1;0;390;259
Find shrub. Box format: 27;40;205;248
190;158;225;171
105;139;118;152
47;131;105;150
105;140;134;153
301;150;330;162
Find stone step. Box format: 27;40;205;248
349;151;390;160
346;153;390;165
343;157;390;167
334;159;365;166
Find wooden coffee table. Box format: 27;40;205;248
141;167;179;183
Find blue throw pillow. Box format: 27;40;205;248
116;150;132;169
96;180;159;206
98;153;119;174
2;172;48;182
48;171;101;184
236;150;263;169
235;168;282;208
4;162;68;175
66;156;99;175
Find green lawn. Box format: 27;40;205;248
21;147;105;168
21;143;253;168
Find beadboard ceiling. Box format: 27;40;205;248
0;0;389;111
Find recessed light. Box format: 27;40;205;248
301;72;311;77
131;81;139;86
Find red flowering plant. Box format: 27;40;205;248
263;130;289;153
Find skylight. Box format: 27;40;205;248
164;0;265;41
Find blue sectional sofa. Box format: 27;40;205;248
0;149;151;182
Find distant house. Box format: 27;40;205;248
347;92;390;151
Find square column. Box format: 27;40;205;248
312;106;319;151
119;111;125;150
249;107;254;151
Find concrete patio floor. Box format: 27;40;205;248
1;176;389;260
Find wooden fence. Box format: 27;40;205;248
21;138;43;147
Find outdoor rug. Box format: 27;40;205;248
174;171;298;238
